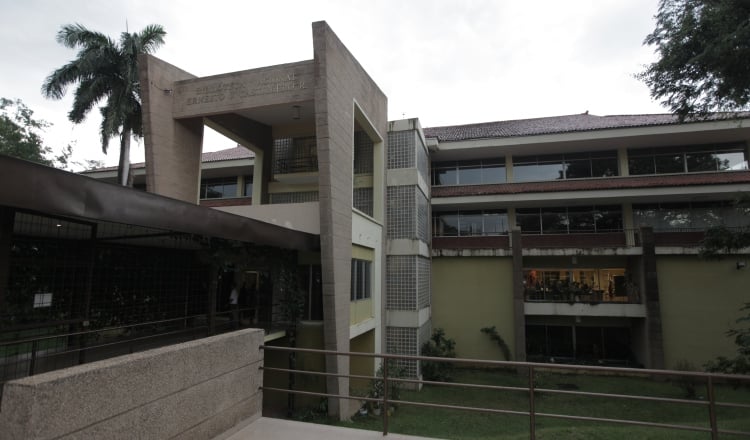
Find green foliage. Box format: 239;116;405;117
420;328;456;382
480;325;512;361
672;360;699;399
0;98;74;168
699;194;750;258
368;360;407;409
638;0;750;120
705;302;750;375
43;23;166;185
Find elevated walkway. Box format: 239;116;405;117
216;417;440;440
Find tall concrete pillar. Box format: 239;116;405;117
138;55;204;202
641;227;665;369
511;229;526;362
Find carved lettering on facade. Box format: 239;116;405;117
182;71;307;106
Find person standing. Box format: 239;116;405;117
229;283;239;329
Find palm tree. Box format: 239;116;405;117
42;23;166;185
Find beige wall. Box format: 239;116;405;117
0;329;264;440
432;257;515;360
657;255;750;369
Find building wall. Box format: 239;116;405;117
657;255;750;369
431;257;515;360
312;21;388;418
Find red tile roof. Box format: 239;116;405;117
423;113;750;142
85;146;254;172
431;171;750;197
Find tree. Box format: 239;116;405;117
0;97;73;168
639;0;750;120
42;23;166;186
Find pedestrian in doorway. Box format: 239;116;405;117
229;282;239;329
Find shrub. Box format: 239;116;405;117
421;328;456;382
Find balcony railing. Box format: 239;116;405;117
274;155;318;174
261;346;750;439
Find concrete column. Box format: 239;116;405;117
640;227;665;369
138;54;204;203
511;229;526;361
617;147;629;176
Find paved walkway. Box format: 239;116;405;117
216;417;440;440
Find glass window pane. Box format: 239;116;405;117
567;207;594;232
244;175;253;196
514;162;565;182
592;157;618;177
516;209;541;234
655;154;684;173
482;164;506;184
541;208;568;233
459;211;483;236
223;183;237;197
434;168;457;185
628;156;655;175
434;213;458;236
595;206;623;231
350;260;356;301
715;151;748;171
457;166;482;185
564;160;592;179
483;211;509;235
686;152;717;172
205;185;223;199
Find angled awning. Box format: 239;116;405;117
0;155;319;251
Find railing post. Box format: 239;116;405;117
29;340;38;376
528;365;536;440
706;375;718;440
383;359;389;436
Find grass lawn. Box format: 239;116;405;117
307;368;750;440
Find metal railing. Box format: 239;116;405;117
260;346;750;439
0;307;264;387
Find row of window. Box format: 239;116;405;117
199;176;253;200
433;210;509;236
431;144;748;186
432;202;747;236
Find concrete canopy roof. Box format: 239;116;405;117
1;155;318;251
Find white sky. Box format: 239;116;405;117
0;0;665;168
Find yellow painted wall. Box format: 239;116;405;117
431;257;515;360
657;255;750;369
350;298;373;325
262;322;326;415
349;330;376;398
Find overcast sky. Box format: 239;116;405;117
0;0;665;168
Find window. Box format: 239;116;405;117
350;259;371;301
628;143;748;175
513;151;618;182
633;201;746;230
243;175;253;197
432;209;509;236
516;206;622;234
432;159;506;186
200;177;238;199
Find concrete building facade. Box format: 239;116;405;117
77;20;750;414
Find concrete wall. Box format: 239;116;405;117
138;55;204;203
0;329;264;440
657;255;750;369
312;21;388;417
431;257;516;360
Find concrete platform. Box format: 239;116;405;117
216;417;440;440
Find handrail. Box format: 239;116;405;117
260;345;750;439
